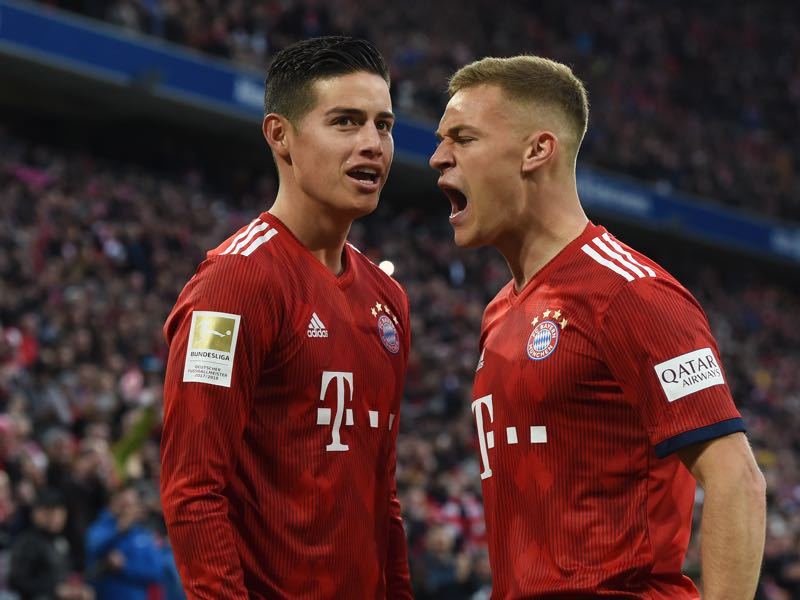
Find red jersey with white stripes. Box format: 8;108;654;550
160;212;413;599
472;222;743;599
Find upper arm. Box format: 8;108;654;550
677;432;764;491
163;256;279;392
161;257;280;503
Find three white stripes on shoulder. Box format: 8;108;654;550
582;233;656;281
219;224;652;284
221;219;278;257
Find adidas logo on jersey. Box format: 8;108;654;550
307;313;329;338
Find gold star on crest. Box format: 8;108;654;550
392;315;398;325
384;305;392;316
543;309;551;318
553;310;561;319
560;318;568;329
375;302;383;312
371;307;377;317
531;316;539;326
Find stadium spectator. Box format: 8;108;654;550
8;488;93;600
33;0;800;221
84;485;162;600
411;524;472;600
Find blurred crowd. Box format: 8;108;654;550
33;0;800;223
2;114;800;598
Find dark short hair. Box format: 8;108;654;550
264;36;390;124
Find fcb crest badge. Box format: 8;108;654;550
371;301;400;354
527;308;567;361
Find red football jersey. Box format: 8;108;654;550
160;212;412;599
472;222;744;599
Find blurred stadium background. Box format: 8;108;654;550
1;0;799;598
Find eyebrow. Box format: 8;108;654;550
325;107;395;120
434;125;481;140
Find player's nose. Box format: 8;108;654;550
357;124;383;157
429;141;453;172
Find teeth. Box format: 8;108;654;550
350;169;378;183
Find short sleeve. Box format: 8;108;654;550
598;277;744;458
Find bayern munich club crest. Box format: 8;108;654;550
371;301;400;354
526;309;568;360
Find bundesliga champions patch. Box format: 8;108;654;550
183;311;241;387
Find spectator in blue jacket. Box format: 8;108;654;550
85;484;162;600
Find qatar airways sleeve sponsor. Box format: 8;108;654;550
653;347;725;402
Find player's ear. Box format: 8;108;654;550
263;113;292;163
521;130;557;174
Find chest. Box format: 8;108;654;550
470;295;644;483
474;297;604;408
274;279;405;378
256;276;406;451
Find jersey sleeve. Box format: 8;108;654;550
597;277;745;458
384;287;413;598
160;256;279;598
385;435;412;597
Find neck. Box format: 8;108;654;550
269;189;352;275
496;183;588;292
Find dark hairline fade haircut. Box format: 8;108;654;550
448;55;589;156
264;36;390;126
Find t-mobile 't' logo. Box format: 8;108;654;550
318;371;354;452
471;393;549;480
472;394;495;480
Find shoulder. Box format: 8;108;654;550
576;229;664;291
165;239;286;346
200;214;288;281
185;214;291;299
192;253;280;295
166;253;285;336
573;229;699;320
583;237;715;357
207;215;281;260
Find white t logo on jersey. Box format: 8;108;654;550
471;393;549;479
472;394;495;480
318;371;354;452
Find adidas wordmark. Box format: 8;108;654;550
307;313;329;338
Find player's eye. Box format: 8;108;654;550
333;116;357;127
376;120;394;132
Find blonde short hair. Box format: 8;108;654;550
449;55;589;151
